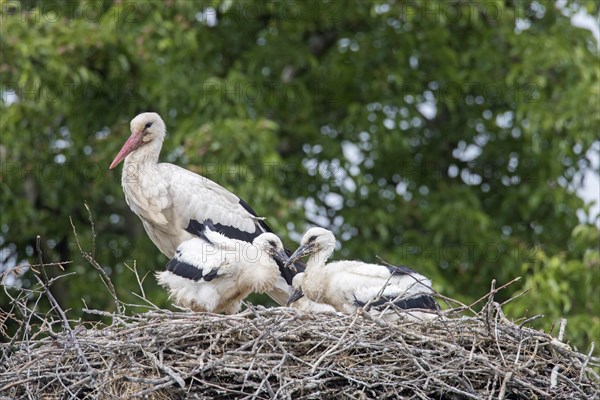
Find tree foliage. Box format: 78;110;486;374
1;0;598;352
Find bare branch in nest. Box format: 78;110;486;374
83;202;96;257
69;215;122;314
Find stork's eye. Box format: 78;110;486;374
144;122;153;129
307;236;317;243
268;240;277;248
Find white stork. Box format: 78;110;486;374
156;219;287;314
109;112;299;306
285;227;439;320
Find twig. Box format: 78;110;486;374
471;277;522;311
310;313;360;374
145;351;185;388
497;371;512;400
580;342;595;383
550;365;560;389
83;202;96;257
69;216;122;314
557;318;567;342
518;314;544;329
33;237;95;379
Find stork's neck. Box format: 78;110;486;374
305;245;334;274
123;139;163;169
302;246;334;302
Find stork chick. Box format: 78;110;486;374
156;220;288;314
285;228;439;320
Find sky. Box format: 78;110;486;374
570;7;600;225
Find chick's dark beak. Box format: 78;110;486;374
286;287;305;306
272;248;290;266
284;243;315;272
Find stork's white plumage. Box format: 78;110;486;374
285;228;439;320
156;220;287;314
287;273;337;314
110;112;298;305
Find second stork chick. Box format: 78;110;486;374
285;228;439;320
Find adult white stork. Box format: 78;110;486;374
109;112;299;306
156;219;288;314
285;228;439;320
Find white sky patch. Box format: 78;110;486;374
409;55;419;69
448;164;459;178
343;177;357;192
50;139;71;150
196;7;218;27
417;99;437;120
303;197;331;229
496;111;514;129
1;265;28;288
395;181;408;195
571;8;600;48
324;192;344;210
515;18;532;33
461;169;483;186
1;90;18;105
577;142;600;225
383;118;395;130
342;141;364;165
452;142;482;162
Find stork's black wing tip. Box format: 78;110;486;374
166;256;221;282
203;218;215;230
185;218;216;243
355;294;439;311
166;258;205;281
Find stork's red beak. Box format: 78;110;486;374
109;131;143;169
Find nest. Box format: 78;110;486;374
1;281;599;400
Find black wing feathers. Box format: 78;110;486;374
185;199;269;244
354;294;439;311
239;198;273;235
184;219;214;243
277;249;305;285
166;258;220;282
182;199;304;285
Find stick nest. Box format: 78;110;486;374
1;294;599;399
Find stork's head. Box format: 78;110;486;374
284;227;336;271
109;112;166;169
253;233;289;265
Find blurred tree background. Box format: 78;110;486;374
1;0;598;353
